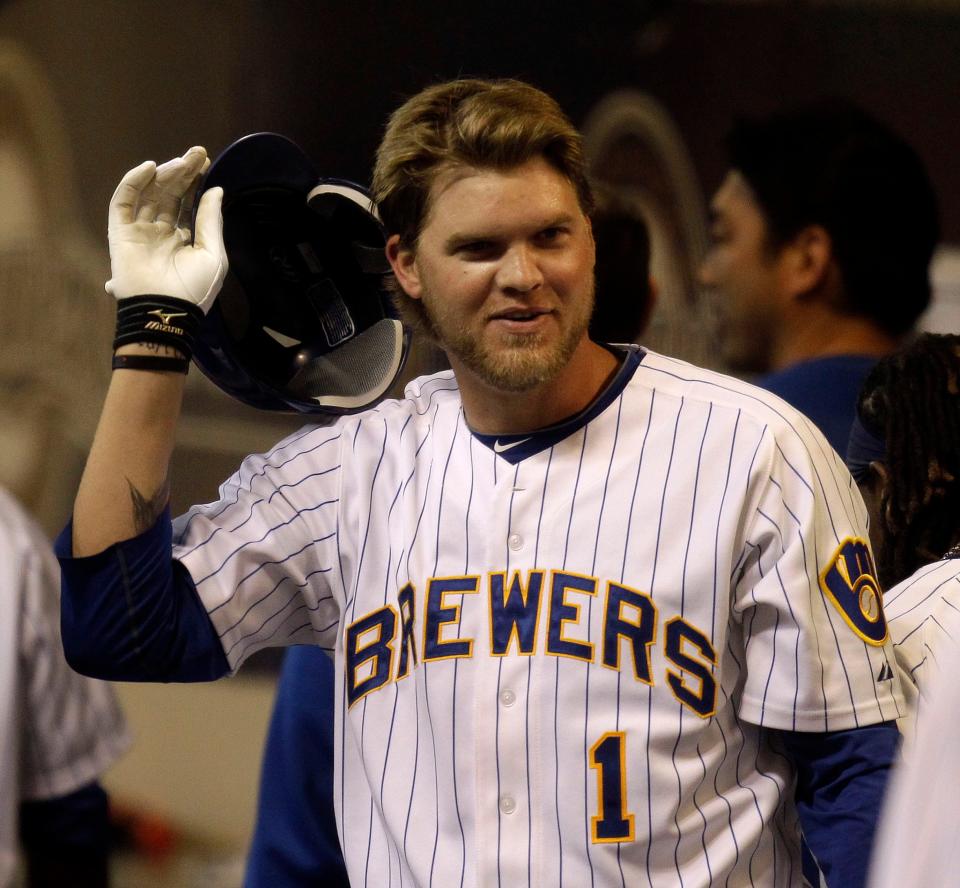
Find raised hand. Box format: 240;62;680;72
106;146;227;313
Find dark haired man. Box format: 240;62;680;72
699;99;939;454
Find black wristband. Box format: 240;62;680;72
111;353;190;374
113;296;204;357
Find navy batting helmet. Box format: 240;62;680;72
192;132;409;414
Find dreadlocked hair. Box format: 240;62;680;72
857;333;960;587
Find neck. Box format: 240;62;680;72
451;339;620;435
770;305;900;371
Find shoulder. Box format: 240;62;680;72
260;371;464;481
635;350;833;454
758;354;875;392
245;370;460;463
633;351;856;521
885;558;960;620
335;369;462;442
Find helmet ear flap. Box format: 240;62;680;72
191;133;410;415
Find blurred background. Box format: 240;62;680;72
1;0;958;884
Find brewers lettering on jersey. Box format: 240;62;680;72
172;346;898;886
61;78;902;888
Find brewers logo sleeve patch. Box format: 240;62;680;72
173;347;901;887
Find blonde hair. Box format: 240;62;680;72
372;78;593;336
373;78;592;247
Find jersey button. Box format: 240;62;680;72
500;689;516;707
508;533;523;551
499;794;517;815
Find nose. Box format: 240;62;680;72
497;243;543;294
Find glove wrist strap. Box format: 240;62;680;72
113;295;204;358
111;353;190;374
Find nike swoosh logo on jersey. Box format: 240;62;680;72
493;437;532;453
876;662;895;682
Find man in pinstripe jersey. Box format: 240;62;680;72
0;487;129;887
243;187;659;888
60;79;901;887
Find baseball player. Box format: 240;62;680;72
243;182;659;888
845;333;960;739
59;79;902;887
867;636;960;888
0;485;129;887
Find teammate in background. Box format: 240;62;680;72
244;648;347;887
699;99;939;455
244;187;657;887
867;633;960;888
59;79;902;887
0;486;129;888
845;333;960;733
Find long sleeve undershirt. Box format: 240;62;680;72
56;507;228;682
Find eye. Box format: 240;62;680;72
709;224;729;245
456;240;498;258
536;226;568;245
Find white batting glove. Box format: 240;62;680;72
105;146;227;314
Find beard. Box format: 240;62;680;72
417;283;595;393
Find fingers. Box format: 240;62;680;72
193;186;225;257
177;155;212;230
108;160;157;229
140;146;208;226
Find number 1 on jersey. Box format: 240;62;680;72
589;731;635;843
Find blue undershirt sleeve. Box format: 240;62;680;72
776;721;899;888
55;506;230;682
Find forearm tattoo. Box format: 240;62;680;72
126;475;170;533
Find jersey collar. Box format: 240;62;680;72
472;344;645;463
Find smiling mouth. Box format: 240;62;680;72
490;308;553;323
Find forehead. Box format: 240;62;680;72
421;157;583;238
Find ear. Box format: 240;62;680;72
386;234;423;300
869;460;891;494
781;224;833;299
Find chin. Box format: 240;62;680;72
462;336;577;392
722;341;771;376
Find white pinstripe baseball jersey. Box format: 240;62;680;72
173;346;902;888
867;631;960;888
0;487;130;887
883;555;960;741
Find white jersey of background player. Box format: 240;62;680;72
0;486;129;886
61;79;901;888
883;556;960;742
843;333;960;745
868;634;960;888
